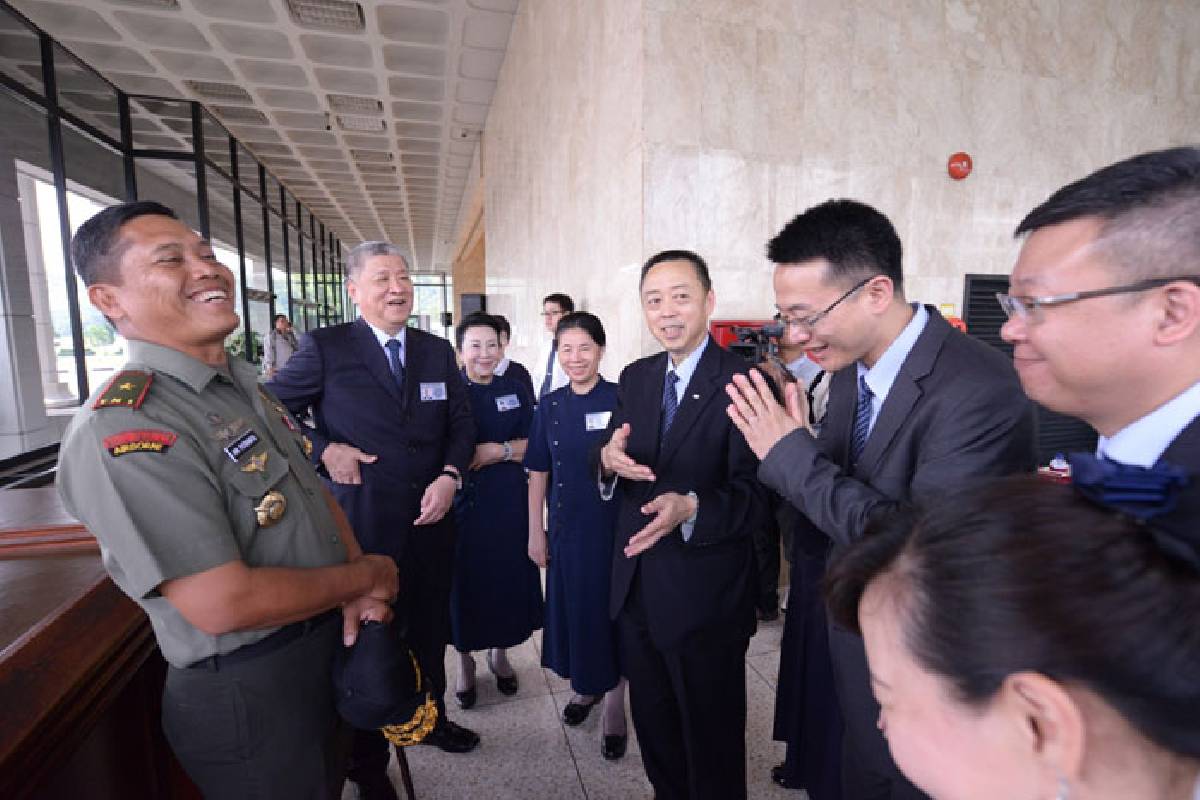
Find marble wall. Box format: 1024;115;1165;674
484;0;1199;372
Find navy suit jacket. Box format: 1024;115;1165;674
603;337;769;652
267;319;475;562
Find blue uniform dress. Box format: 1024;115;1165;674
450;372;543;652
523;380;621;695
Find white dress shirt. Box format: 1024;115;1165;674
1098;379;1200;467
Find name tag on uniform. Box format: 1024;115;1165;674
585;411;612;431
420;382;447;401
495;393;521;412
224;429;260;462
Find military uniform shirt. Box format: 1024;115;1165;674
58;340;347;668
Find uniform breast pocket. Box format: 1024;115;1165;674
224;447;293;550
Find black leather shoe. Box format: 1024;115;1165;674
601;734;627;761
456;686;477;710
495;673;519;695
771;763;804;790
757;606;780;622
350;774;400;800
421;719;481;753
562;696;601;726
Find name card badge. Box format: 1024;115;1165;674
585;411;612;431
420;382;447;402
224;429;260;462
495;393;521;412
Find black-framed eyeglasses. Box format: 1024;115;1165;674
777;276;874;333
996;276;1200;323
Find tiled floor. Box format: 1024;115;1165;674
346;616;808;800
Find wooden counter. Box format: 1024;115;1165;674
0;488;198;799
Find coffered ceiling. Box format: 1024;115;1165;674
7;0;516;271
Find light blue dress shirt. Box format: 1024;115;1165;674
364;319;408;366
1097;379;1200;467
854;304;929;438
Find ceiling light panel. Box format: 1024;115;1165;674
285;0;365;33
327;93;382;115
184;80;252;102
338;115;386;132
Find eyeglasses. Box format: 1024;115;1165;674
777;276;873;333
540;310;564;318
995;276;1200;323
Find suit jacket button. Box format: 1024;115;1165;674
408;446;417;454
410;482;419;489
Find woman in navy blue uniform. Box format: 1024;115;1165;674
525;312;628;760
451;313;543;707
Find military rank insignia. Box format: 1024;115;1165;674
103;429;177;457
93;370;153;410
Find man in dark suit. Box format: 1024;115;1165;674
1000;146;1200;473
598;250;768;800
268;241;478;800
726;201;1036;800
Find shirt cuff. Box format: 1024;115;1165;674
681;491;699;541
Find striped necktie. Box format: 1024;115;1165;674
385;338;405;391
660;370;679;444
851;373;873;463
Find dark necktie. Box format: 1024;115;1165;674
660;370;679;444
539;340;557;400
851;373;874;463
385;338;405;392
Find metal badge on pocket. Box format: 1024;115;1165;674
255;490;287;527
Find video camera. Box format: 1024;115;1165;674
728;320;785;366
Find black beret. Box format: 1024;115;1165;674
333;621;438;745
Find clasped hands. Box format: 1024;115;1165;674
600;423;698;557
724;369;811;460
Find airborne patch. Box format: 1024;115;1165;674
93;370;153;410
104;429;177;457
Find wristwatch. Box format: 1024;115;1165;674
501;441;514;462
440;468;463;491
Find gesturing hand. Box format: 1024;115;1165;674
356;553;399;602
321;442;378;484
623;492;698;557
725;369;808;460
600;423;655;482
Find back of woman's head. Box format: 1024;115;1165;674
826;475;1200;759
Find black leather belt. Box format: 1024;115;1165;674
187;608;339;671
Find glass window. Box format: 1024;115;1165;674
53;44;119;143
129;97;192;152
134;159;202;232
0;7;45;98
235;142;261;197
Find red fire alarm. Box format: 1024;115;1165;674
948;152;973;180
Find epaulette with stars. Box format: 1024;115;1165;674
93;370;153;410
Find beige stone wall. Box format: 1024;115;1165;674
483;0;1199;371
483;0;646;376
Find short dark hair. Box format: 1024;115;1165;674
1015;146;1200;282
455;311;502;350
555;311;606;347
273;313;289;324
640;249;712;292
767;199;903;293
491;313;512;339
825;476;1200;759
70;201;177;286
542;293;575;313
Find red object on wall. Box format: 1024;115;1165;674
945;315;967;333
710;319;773;349
948;152;973;180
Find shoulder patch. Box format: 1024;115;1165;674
94;370;153;410
103;429;177;457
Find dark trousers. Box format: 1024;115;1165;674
828;624;928;800
752;495;796;612
617;577;749;800
162;615;344;799
349;525;455;782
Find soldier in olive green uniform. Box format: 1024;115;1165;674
57;202;399;800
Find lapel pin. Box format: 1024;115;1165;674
241;452;269;474
691;393;700;400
